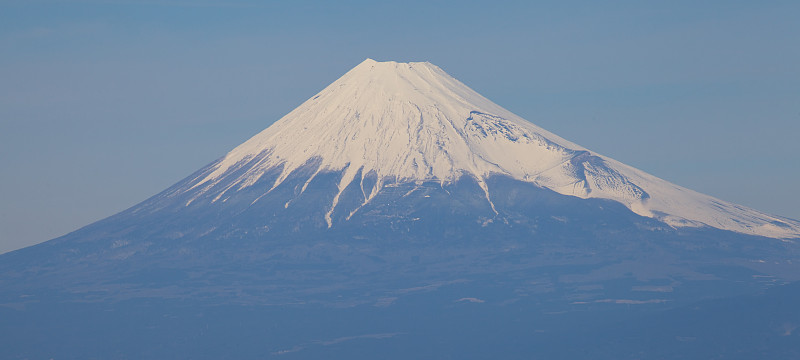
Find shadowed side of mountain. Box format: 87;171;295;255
1;167;798;307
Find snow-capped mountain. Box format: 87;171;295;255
176;58;798;239
4;58;800;360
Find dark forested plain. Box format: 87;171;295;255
2;169;798;359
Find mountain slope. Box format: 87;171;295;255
173;58;798;238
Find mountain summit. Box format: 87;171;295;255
177;58;797;238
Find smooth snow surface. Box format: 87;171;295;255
185;59;800;238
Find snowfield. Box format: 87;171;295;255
182;59;800;239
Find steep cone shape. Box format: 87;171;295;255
175;59;798;238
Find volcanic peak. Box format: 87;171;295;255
179;59;800;239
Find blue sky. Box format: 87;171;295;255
1;0;798;253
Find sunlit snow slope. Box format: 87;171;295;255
181;59;799;238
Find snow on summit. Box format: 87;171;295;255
183;58;800;239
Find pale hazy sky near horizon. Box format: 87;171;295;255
1;0;799;253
